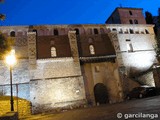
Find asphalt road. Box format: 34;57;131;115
21;96;160;120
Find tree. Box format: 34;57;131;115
0;0;5;20
145;11;153;24
0;32;12;59
0;0;8;59
0;14;5;20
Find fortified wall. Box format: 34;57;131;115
0;24;158;113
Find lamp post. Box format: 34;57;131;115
5;49;16;111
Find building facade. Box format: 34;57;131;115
0;7;159;113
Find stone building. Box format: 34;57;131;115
0;7;159;113
106;7;146;24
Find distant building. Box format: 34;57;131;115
0;7;159;114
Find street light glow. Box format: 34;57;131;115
5;49;17;111
5;49;16;66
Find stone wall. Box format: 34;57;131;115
153;68;160;88
30;58;81;80
0;59;30;85
108;25;157;76
30;76;86;113
118;33;156;76
0;96;31;118
82;61;123;104
138;71;155;86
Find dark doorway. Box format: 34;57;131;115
94;83;108;104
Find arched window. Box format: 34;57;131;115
51;47;57;57
74;28;79;35
129;20;133;24
112;28;117;31
145;29;149;34
129;29;134;34
53;29;59;35
134;19;138;24
10;31;15;37
33;29;37;36
126;39;133;52
94;28;98;34
89;45;95;55
129;11;132;15
33;29;37;33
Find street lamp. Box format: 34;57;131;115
5;49;16;111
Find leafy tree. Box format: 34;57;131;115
0;14;5;20
0;0;9;59
0;32;12;59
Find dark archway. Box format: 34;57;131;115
94;83;108;104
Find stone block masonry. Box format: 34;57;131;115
30;76;86;113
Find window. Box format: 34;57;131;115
129;20;133;24
51;47;57;57
89;45;95;55
53;29;59;35
129;11;132;15
10;31;15;37
126;39;133;52
112;28;117;31
93;28;98;34
145;29;149;34
119;28;123;33
129;29;134;34
33;29;37;33
127;43;133;52
74;28;79;35
33;29;37;35
134;19;138;24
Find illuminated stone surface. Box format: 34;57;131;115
0;23;158;114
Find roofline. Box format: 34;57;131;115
0;24;107;28
106;24;155;27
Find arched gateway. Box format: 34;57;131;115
94;83;109;104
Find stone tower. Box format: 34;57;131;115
106;7;146;24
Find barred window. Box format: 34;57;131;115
53;29;59;35
89;45;95;55
10;31;15;37
51;47;57;57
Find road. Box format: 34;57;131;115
21;96;160;120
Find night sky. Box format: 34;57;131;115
0;0;160;25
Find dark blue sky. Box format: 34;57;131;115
0;0;160;25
